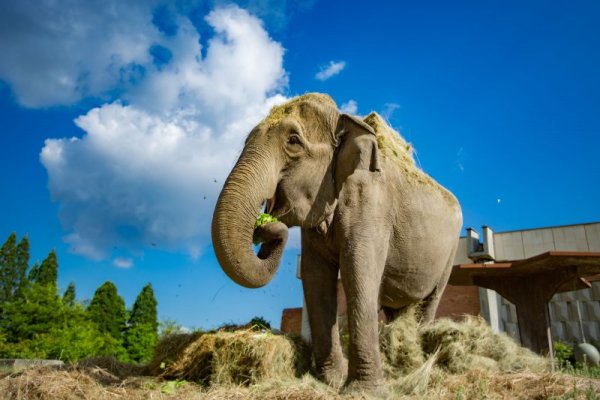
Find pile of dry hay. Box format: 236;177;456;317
2;315;600;399
380;309;549;376
147;328;311;386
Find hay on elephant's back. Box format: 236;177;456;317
363;112;414;166
420;316;550;374
148;329;311;386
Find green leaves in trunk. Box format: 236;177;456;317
253;213;279;245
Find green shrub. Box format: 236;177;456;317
554;341;575;369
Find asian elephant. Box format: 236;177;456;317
211;93;462;392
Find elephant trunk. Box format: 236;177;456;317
211;148;287;288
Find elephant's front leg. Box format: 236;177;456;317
339;240;387;392
301;234;346;388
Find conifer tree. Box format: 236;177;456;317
0;232;18;304
129;283;158;331
35;250;58;289
124;283;158;362
63;281;76;307
28;261;40;283
0;283;106;362
87;281;127;340
15;236;30;295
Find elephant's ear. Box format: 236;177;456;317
334;114;381;184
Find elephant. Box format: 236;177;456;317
211;93;462;392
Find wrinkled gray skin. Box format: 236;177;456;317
212;93;462;392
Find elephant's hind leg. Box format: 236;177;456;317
420;246;458;323
301;238;347;388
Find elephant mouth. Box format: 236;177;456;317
264;188;293;225
266;194;276;215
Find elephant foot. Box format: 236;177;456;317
318;358;348;390
341;378;388;398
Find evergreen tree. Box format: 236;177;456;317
34;250;58;289
0;232;18;304
15;236;30;296
124;283;158;362
123;323;157;363
0;284;106;362
0;284;60;342
128;283;158;331
87;281;127;341
28;262;40;283
63;281;76;307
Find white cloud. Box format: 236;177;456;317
0;0;162;107
315;61;346;81
340;100;358;115
113;257;134;269
39;5;289;260
381;102;401;120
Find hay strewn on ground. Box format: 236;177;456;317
419;315;549;374
2;364;599;399
147;329;311;386
1;316;598;399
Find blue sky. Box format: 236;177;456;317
1;0;599;330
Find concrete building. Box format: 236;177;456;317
455;222;600;346
280;221;600;352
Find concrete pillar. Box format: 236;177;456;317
479;287;501;333
466;228;480;254
482;225;495;259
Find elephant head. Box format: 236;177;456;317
211;93;380;288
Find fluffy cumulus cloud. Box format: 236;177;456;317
315;60;346;81
34;4;292;262
0;0;162;107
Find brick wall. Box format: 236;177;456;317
280;307;302;334
435;284;481;320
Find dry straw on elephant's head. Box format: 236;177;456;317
363;112;415;167
264;93;337;127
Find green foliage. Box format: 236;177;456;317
254;213;279;228
249;316;271;330
87;281;128;340
34;250;58;289
0;285;108;362
1;308;107;362
253;213;279;244
0;284;61;342
63;281;76;307
129;283;158;331
87;281;130;361
15;236;29;296
159;319;186;338
554;341;600;381
124;323;158;363
554;341;575;368
27;262;40;283
0;234;160;364
124;283;158;363
160;380;187;395
0;233;28;305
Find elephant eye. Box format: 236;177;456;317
287;134;303;146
